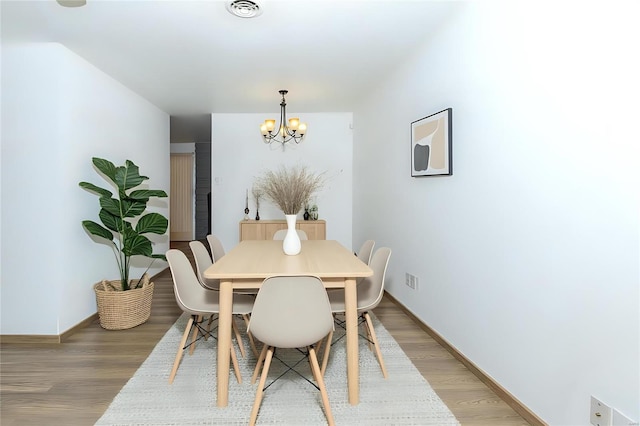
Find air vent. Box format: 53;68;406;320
56;0;86;7
226;0;262;18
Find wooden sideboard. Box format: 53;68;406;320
239;219;326;241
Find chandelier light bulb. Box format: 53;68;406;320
260;90;307;147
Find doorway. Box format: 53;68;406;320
170;114;212;242
169;153;194;241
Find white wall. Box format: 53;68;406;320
1;43;170;335
211;113;353;250
353;2;639;425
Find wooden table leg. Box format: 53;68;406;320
344;278;359;405
217;280;233;407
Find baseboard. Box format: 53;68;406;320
1;270;167;344
1;313;99;344
0;334;62;344
60;313;99;342
383;291;547;426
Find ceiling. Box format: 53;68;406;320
1;0;459;118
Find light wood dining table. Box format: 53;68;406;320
203;239;373;407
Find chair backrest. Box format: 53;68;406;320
189;240;220;291
272;229;308;240
206;234;226;262
166;249;219;315
248;276;333;349
357;247;392;312
356;239;375;265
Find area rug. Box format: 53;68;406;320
96;313;460;425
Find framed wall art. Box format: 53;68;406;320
411;108;452;177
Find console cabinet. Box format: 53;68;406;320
239;220;326;241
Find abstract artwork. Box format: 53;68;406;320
411;108;452;177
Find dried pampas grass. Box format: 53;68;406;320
255;165;325;215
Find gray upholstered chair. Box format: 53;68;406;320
165;249;243;384
189;240;258;358
206;234;226;262
324;247;392;378
272;229;308;240
356;239;375;265
247;275;335;426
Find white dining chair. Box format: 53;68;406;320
324;247;392;378
165;249;242;384
248;275;335;426
356;239;375;265
189;240;258;358
206;234;226;262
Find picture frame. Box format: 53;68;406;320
411;108;452;177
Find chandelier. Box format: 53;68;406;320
260;90;307;146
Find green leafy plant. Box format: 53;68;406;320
79;157;168;291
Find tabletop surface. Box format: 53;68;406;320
204;240;373;279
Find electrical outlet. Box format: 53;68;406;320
405;273;416;289
612;408;635;426
591;396;612;426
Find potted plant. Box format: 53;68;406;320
255;165;324;255
79;157;168;330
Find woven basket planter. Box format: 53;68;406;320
94;276;154;330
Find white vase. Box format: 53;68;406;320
282;214;301;255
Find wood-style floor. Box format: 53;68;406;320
0;242;530;426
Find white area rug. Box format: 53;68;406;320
96;313;459;425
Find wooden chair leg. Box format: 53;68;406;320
312;338;324;376
309;346;335;426
364;312;387;378
232;316;247;358
315;336;324;356
308;347;318;384
169;316;194;384
189;315;202;355
249;346;273;426
230;343;242;384
320;329;333;377
243;314;260;358
251;344;268;384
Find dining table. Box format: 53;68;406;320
203;239;373;407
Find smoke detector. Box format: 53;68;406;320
226;0;263;18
